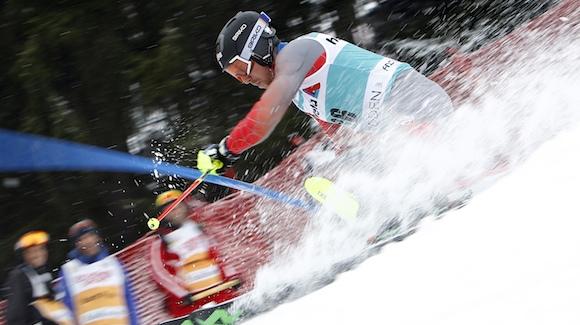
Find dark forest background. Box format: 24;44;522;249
0;0;556;279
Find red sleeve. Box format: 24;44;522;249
226;70;306;154
226;100;270;154
225;39;329;154
229;106;340;152
149;236;189;299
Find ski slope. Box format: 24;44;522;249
247;123;580;324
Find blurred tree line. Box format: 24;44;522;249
0;0;556;279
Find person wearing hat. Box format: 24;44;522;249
57;219;138;325
3;231;73;325
149;190;240;318
200;11;454;173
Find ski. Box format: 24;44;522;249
159;295;244;325
304;176;359;220
191;280;241;302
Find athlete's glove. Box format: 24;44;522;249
179;293;194;306
197;137;240;174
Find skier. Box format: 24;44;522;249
3;231;73;325
200;10;453;172
57;219;139;325
149;190;239;318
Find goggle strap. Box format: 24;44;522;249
239;17;268;61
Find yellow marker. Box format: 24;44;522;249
304;177;359;220
147;218;160;230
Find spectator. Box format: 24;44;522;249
149;190;240;317
4;230;73;325
58;219;138;325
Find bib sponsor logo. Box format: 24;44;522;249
330;108;357;124
309;99;320;117
302;83;321;117
80;308;126;324
80;290;117;305
303;83;320;98
232;24;247;41
180;236;205;252
367;89;382;127
75;271;112;287
382;59;395;71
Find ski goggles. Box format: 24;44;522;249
15;230;49;250
222;12;272;75
225;55;254;78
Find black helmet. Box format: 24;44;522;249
215;11;279;71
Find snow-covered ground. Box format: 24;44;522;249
247;123;580;324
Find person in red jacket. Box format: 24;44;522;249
149;190;240;318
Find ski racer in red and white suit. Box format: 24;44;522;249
149;190;239;318
201;11;454;169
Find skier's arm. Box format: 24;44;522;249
149;237;190;298
225;78;295;154
225;39;324;154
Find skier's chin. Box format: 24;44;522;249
258;80;272;89
252;81;266;89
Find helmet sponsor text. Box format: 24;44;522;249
247;25;263;50
232;24;247;41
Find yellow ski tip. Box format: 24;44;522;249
304;177;359;220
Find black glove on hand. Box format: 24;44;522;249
180;293;194;306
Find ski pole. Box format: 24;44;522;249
147;151;222;230
147;170;210;230
0;129;357;218
0;129;313;210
